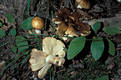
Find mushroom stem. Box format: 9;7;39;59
46;55;65;66
35;29;41;34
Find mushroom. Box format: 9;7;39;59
29;37;66;79
32;17;44;34
52;8;91;39
76;0;90;9
65;25;79;37
56;22;68;36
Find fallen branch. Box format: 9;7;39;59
84;15;121;30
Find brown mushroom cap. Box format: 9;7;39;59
32;17;44;29
65;26;79;37
56;22;68;36
76;0;90;9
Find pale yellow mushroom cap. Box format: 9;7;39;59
29;48;48;71
42;37;66;57
29;37;66;79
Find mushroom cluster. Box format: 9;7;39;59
52;8;91;37
29;37;66;79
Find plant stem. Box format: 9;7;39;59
0;42;9;47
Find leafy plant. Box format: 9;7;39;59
26;0;31;15
67;21;119;61
103;27;121;35
92;22;102;33
20;17;33;30
0;35;31;76
96;75;109;80
15;36;29;54
0;21;3;27
5;13;15;23
106;38;115;56
91;37;104;60
9;28;17;36
11;46;17;53
0;29;6;38
67;36;86;60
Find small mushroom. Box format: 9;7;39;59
76;0;90;9
56;22;68;36
65;26;78;37
53;21;78;37
32;17;44;34
29;37;66;79
52;18;62;24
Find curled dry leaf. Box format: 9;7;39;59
77;22;91;36
0;16;13;31
52;8;91;37
29;37;66;79
55;8;70;18
76;0;90;9
0;16;5;23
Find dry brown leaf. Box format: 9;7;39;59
77;22;91;36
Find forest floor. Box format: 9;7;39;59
0;0;121;80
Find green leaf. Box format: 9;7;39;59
96;75;109;80
0;29;6;38
16;36;29;53
106;38;115;56
11;46;17;53
91;37;104;61
92;22;101;32
67;36;86;60
0;22;3;27
20;17;33;30
9;28;16;36
103;27;121;35
36;37;42;50
5;13;15;23
23;50;30;55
